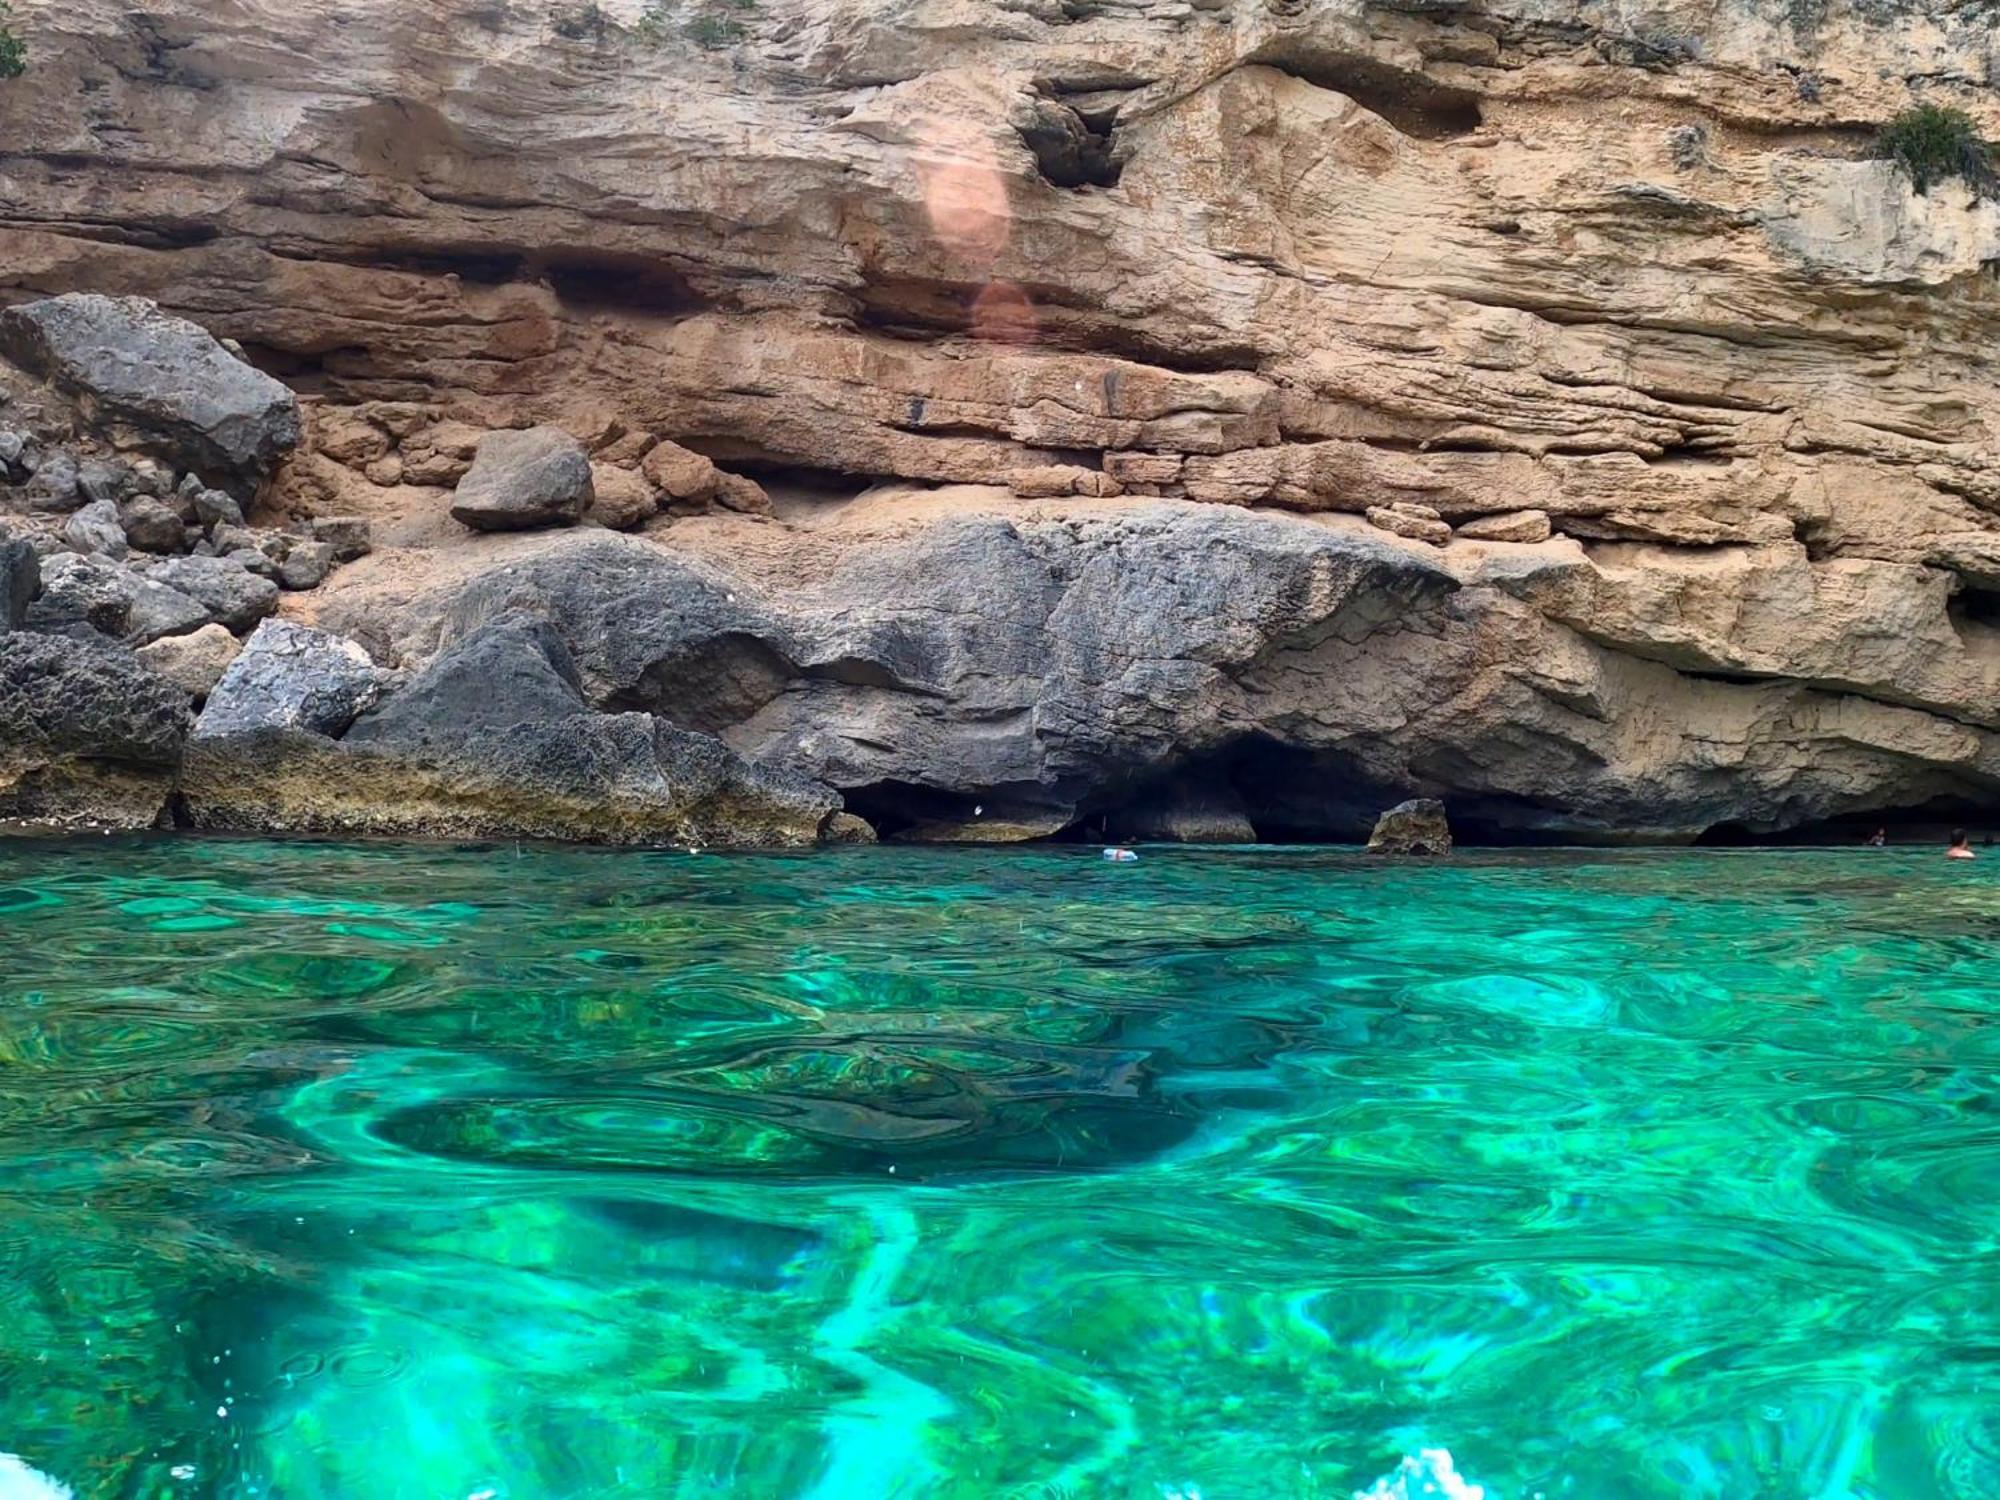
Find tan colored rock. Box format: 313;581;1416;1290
1366;506;1451;545
312;409;390;466
1008;464;1120;499
640;441;721;504
588;464;658;531
1458;509;1553;543
713;472;771;516
136;623;241;700
1105;452;1185;488
363;455;404;488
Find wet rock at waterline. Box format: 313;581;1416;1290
1368;799;1453;857
0;631;191;829
182;614;842;846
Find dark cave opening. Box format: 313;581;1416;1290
1695;796;2000;847
1017;93;1124;190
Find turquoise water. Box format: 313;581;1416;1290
3;839;2000;1499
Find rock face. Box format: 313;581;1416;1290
182;615;841;845
450;428;592;532
0;295;299;488
0;631;192;828
1368;799;1453;857
10;0;2000;843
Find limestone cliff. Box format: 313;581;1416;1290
7;0;2000;841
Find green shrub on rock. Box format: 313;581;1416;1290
0;0;27;79
1878;104;1996;198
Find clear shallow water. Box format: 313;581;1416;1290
4;839;2000;1499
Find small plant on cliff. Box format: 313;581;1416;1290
637;0;756;50
0;1;27;79
1878;104;1997;198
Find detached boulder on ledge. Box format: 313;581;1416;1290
1367;797;1452;856
450;426;593;532
0;295;300;489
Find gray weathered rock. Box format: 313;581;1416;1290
28;551;214;645
1367;798;1453;856
191;487;244;530
63;499;129;559
25;451;81;512
0;540;39;629
135;623;241;700
141;555;280;633
308;515;371;561
26;553;135;636
76;458;130;506
185;613;839;845
0;631;191;828
123;574;215;647
450;427;593;532
278;538;335;591
120;496;188;554
0;295;301;486
193;619;389;739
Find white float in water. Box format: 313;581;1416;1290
0;1453;74;1500
1354;1448;1486;1500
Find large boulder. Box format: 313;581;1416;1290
0;631;192;828
0;295;300;488
449;427;593;532
1367;798;1453;856
182;614;840;845
192;619;390;739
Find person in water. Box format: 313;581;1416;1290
1867;828;1886;847
1947;829;1977;860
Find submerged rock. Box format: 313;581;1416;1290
1367;798;1453;856
0;295;300;486
0;631;191;828
450;427;593;532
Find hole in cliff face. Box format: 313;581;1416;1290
541;252;702;316
1249;47;1483;140
1018;90;1123;189
672;448;878;503
1948;582;2000;638
842;781;1072;841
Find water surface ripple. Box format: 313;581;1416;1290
3;839;1999;1497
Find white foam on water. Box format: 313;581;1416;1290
1353;1448;1487;1500
0;1454;74;1500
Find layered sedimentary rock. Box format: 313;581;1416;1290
5;0;2000;840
